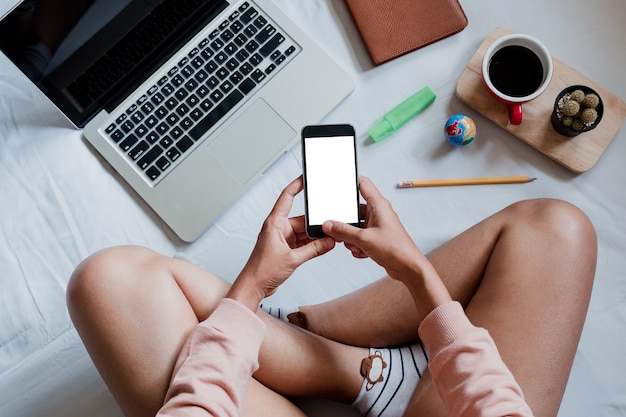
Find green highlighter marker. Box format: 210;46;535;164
369;86;437;142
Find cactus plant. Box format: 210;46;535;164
552;85;603;137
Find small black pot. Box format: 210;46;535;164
551;85;603;137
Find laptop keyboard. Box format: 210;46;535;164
103;1;300;184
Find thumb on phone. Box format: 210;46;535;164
322;220;353;240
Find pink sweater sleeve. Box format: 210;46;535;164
157;298;266;417
418;301;535;417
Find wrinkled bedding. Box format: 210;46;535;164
1;0;625;416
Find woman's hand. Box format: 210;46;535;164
322;176;451;313
227;176;336;311
322;176;425;282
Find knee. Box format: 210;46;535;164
507;198;597;264
66;245;159;317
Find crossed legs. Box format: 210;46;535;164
298;198;596;417
67;246;368;417
66;198;596;417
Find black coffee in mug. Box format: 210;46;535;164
488;45;543;97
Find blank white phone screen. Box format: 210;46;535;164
304;135;358;225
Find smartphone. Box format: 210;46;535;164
301;124;360;238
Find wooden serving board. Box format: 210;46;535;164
456;27;626;173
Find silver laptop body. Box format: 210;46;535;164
0;0;353;241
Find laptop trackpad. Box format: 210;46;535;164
206;99;296;184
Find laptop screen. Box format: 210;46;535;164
0;0;227;127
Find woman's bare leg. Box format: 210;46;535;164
295;198;597;417
66;246;365;417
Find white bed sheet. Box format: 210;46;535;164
1;0;625;416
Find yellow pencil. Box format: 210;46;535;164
398;176;536;188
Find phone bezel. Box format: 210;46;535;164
301;124;360;238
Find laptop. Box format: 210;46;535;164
0;0;353;241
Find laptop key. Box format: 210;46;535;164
145;115;158;128
121;120;134;133
215;51;228;64
210;90;224;103
190;108;204;121
135;124;149;138
129;140;149;160
166;114;180;126
224;42;237;56
186;94;200;107
167;147;181;162
181;65;194;77
110;129;124;142
265;63;276;75
245;40;259;53
176;136;194;153
239;78;256;95
180;117;193;130
221;29;234;42
120;134;138;152
146;166;161;181
151;92;165;105
205;60;218;73
207;76;220;89
220;80;234;93
240;62;253;75
155;106;168;119
171;126;184;139
162;83;174;96
226;58;239;71
250;69;266;83
141;102;155;113
176;103;190;116
255;24;275;44
146;131;160;144
160;137;174;149
156;122;169;135
240;6;258;24
200;99;213;111
230;71;244;84
171;74;184;87
244;24;258;37
254;16;268;29
248;53;262;66
195;69;208;82
230;21;243;33
209;29;220;40
138;146;164;170
131;111;145;123
197;85;210;97
156;156;171;171
260;33;285;57
165;97;178;110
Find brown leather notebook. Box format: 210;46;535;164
344;0;468;66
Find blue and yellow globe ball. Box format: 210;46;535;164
444;114;476;147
